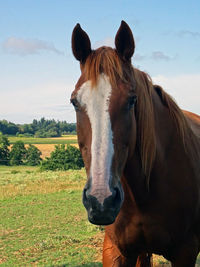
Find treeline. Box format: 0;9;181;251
0;118;76;137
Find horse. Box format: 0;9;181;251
70;21;200;266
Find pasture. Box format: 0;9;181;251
1;167;200;266
0;166;103;266
8;135;78;145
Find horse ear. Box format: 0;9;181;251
115;20;135;61
72;23;92;63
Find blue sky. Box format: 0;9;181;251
0;0;199;123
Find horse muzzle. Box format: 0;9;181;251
82;183;124;225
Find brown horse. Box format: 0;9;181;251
71;21;200;266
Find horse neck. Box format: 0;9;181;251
123;88;189;204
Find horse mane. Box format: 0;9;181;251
82;47;126;88
153;83;190;143
133;69;156;186
134;70;199;181
82;47;197;185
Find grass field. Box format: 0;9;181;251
8;135;78;145
0;166;103;266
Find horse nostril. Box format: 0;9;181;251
112;187;119;200
82;187;90;210
112;186;124;208
83;188;87;200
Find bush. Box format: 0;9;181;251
0;133;10;165
34;130;47;138
10;141;27;165
25;144;42;166
41;144;84;171
17;133;33;137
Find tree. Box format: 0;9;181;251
25;144;42;166
10;141;26;165
41;144;84;171
0;133;10;165
0;120;18;135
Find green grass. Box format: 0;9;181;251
0;166;103;266
8;136;77;145
196;256;200;265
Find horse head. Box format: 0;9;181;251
71;21;137;225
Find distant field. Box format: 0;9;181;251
8;135;78;145
8;135;79;159
26;144;79;159
50;135;77;140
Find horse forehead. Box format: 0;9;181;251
76;74;113;109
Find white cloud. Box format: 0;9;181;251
1;73;199;124
133;53;146;61
2;37;64;56
93;37;115;49
152;73;200;115
177;30;200;39
133;51;176;62
151;51;175;61
0;81;75;123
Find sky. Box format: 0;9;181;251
0;0;199;124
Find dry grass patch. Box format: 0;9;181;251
35;143;79;158
30;144;56;159
52;135;77;140
0;167;86;199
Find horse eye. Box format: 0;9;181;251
70;98;79;111
128;95;137;109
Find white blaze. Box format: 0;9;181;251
77;74;114;204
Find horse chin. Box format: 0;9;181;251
86;199;122;226
87;210;117;226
